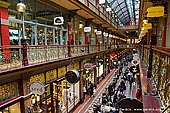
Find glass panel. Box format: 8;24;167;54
112;1;118;9
115;7;121;13
37;26;45;45
120;3;126;8
118;0;124;3
47;27;53;45
25;23;33;45
121;7;127;13
117;11;123;17
123;11;128;16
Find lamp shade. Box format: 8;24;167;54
16;2;26;13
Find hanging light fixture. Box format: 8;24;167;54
79;21;83;28
16;0;26;13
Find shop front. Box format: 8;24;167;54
82;59;97;93
0;81;21;113
23;62;80;113
55;63;80;113
96;57;104;84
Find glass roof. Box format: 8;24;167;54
107;0;140;25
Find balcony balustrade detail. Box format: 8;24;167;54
142;46;170;112
0;44;136;71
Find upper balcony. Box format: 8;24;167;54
0;44;137;72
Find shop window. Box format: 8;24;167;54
30;73;45;84
0;103;21;113
53;80;80;112
0;82;19;103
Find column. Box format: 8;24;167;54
79;61;84;102
18;78;25;113
85;21;88;45
102;30;104;44
96;34;98;45
162;18;167;47
68;22;72;44
0;1;10;62
0;1;10;46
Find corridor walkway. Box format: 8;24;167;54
73;63;138;113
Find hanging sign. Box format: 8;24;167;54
99;0;105;4
147;6;164;17
131;59;139;66
130;65;140;74
84;27;91;32
96;31;102;35
54;17;64;25
142;23;152;30
84;63;93;69
65;70;80;84
104;33;108;37
30;82;45;95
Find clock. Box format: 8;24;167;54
65;70;80;84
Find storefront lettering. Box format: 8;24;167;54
84;63;93;69
30;82;45;95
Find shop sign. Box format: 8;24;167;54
84;27;91;32
65;70;80;84
142;23;152;30
147;6;164;17
54;17;64;25
131;59;139;66
99;0;105;4
98;58;104;62
109;34;112;37
96;31;102;35
130;65;140;74
30;82;45;95
104;32;108;37
133;53;139;60
84;63;94;70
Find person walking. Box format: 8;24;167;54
129;76;134;89
83;86;87;99
136;88;142;100
88;82;94;97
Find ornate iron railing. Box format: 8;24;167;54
142;45;170;112
0;44;136;71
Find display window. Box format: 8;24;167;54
96;64;103;77
0;82;19;103
53;80;80;112
45;69;57;82
58;66;66;78
30;73;45;84
41;85;51;112
0;103;21;113
74;62;79;70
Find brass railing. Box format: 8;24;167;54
0;44;136;71
142;45;170;112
